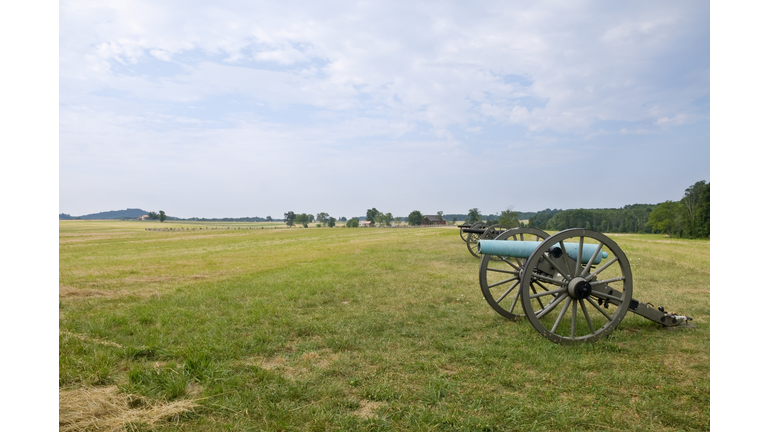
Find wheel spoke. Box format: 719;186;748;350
551;297;572;334
487;276;519;289
580;299;595;333
559;241;572;277
571;300;578;338
529;283;546;309
585;257;618;282
499;257;521;271
530;286;566;299
535;292;567;319
586;297;612;320
575;237;584;276
494;280;520;303
487;266;517;275
543;254;569;280
580;241;604;278
509;286;522;313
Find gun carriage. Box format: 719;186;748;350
475;227;693;344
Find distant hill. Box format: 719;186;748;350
60;208;150;220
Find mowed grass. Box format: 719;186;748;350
59;221;710;431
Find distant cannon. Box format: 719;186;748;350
457;222;485;243
459;223;510;258
476;228;693;344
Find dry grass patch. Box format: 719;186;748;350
60;331;123;348
59;285;162;301
351;399;383;420
248;355;287;370
60;285;111;299
300;350;340;369
59;386;198;431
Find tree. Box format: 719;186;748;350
328;217;336;228
316;212;329;226
147;211;159;220
383;212;393;227
645;201;682;236
284;211;296;227
366;208;379;223
374;212;384;227
295;213;312;227
346;217;360;227
408;210;423;226
693;183;710;238
159;210;167;222
396;217;402;225
339;216;347;222
437;211;444;223
681;180;709;238
499;207;520;228
452;217;457;225
266;216;273;222
467;208;481;224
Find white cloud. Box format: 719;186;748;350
59;0;710;216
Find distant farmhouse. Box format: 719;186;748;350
137;215;150;220
424;215;446;225
360;221;373;227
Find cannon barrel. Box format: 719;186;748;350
477;239;608;264
461;228;488;234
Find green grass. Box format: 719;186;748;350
60;221;710;431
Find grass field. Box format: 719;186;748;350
59;221;710;431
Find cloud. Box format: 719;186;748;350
59;0;710;216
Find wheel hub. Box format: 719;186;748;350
568;277;592;299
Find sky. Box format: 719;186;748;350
59;0;710;219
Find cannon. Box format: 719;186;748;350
459;223;512;258
476;228;693;344
458;222;486;243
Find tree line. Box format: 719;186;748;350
311;180;709;239
645;180;709;238
525;181;710;238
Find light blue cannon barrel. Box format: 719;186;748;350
477;240;608;264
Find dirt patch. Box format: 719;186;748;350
352;399;382;420
59;385;198;431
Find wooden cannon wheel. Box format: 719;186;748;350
463;222;486;256
478;227;549;320
459;223;471;242
519;229;634;344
